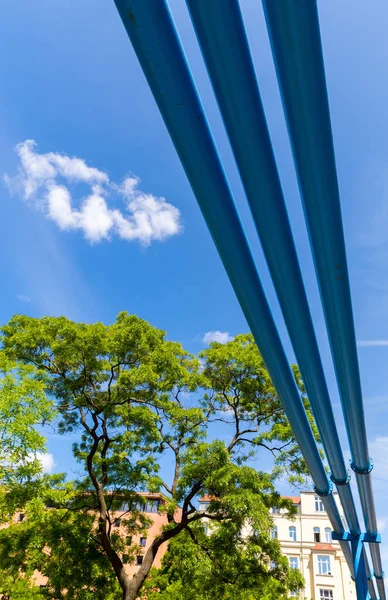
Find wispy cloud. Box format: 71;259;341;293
37;452;55;474
5;140;182;246
17;294;31;302
28;452;55;474
357;340;388;347
202;330;233;344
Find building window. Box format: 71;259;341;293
289;592;299;598
136;556;143;565
315;495;324;512
314;527;321;543
271;525;278;540
139;537;147;547
325;528;332;543
136;499;160;513
270;560;277;570
114;518;121;528
272;507;280;514
289;526;297;542
318;555;331;575
319;590;333;599
289;557;299;570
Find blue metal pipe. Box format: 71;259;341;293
262;0;385;592
365;555;378;600
352;536;370;600
112;0;344;531
184;0;361;541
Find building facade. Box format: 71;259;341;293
271;492;355;600
7;490;355;598
8;492;180;588
199;491;355;600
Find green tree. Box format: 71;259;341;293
142;525;304;600
0;481;121;599
1;315;311;600
199;334;319;483
0;351;55;523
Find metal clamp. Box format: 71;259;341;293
374;572;385;580
330;472;351;486
350;458;373;475
313;480;333;497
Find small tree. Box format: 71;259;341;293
1;314;312;600
0;351;55;523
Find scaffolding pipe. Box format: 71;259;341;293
262;1;384;597
113;0;346;542
185;0;363;549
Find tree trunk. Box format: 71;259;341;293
122;539;161;600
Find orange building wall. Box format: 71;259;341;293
5;493;181;589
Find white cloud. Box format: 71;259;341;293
17;294;31;302
5;140;182;246
202;330;233;344
27;452;55;474
357;340;388;347
36;452;55;474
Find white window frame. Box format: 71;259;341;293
289;556;299;570
319;589;333;599
325;528;332;543
271;525;278;540
317;555;331;575
315;495;324;512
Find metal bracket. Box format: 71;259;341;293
350;458;374;475
332;532;381;544
330;472;351;486
332;531;381;600
313;480;333;497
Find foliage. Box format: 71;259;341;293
0;485;121;600
143;525;304;600
0;351;55;522
199;334;319;482
0;315;314;599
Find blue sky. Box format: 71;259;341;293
1;0;388;584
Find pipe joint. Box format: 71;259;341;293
330;472;351;486
350;458;373;475
313;481;333;497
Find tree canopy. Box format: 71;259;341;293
0;313;311;600
0;351;55;523
142;526;304;600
